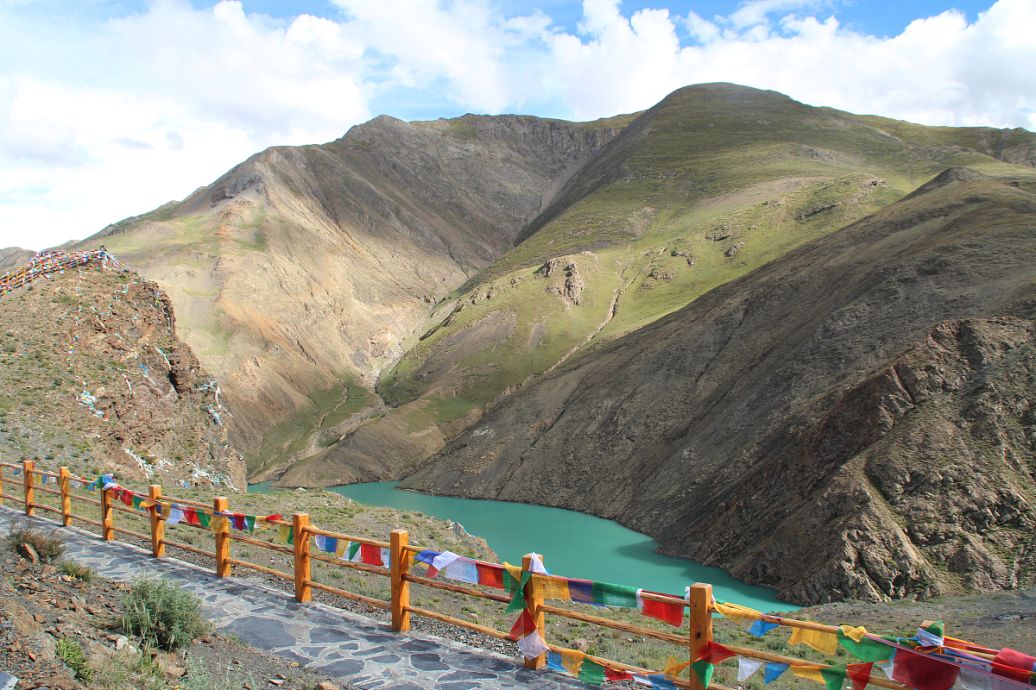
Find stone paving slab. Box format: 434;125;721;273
0;508;592;690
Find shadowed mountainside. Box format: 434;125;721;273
405;169;1036;604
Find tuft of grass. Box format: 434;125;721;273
121;577;209;651
5;528;65;562
179;654;257;690
55;637;93;682
58;559;94;581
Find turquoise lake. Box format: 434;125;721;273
251;480;790;612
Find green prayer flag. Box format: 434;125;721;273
837;631;894;662
590;581;639;608
690;660;714;689
578;659;606;686
197;511;211;529
822;666;847;690
504;570;531;613
131;495;144;509
347;541;361;561
245;515;255;533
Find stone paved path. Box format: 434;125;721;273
0;508;591;690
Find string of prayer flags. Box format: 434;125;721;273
838;628;894;662
590;580;639;608
226;513;256;533
789;625;839;655
636;589;685;627
764;662;790;684
503;563;530;613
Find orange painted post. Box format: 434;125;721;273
214;496;231;577
148;485;165;558
522;553;547;670
22;460;34;516
100;482;114;541
390;529;412;632
0;463;4;507
688;582;714;690
293;513;312;602
58;467;72;527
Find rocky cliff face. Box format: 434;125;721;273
405;170;1036;604
0;259;245;488
88;114;619;473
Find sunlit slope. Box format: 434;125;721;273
279;85;1036;489
86;115;619;475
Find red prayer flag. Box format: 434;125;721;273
641;592;685;627
892;649;959;690
230;513;246;531
701;642;736;664
476;563;504;589
605;668;634;681
847;662;874;690
508;610;537;641
264;514;283;523
993;649;1036;683
183;507;200;526
120;489;134;506
360;543;383;566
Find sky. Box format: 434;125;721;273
1;0;1034;251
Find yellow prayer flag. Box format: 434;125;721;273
789;626;839;655
791;665;826;684
839;624;868;643
664;657;690;679
561;649;584;676
277;524;292;544
504;562;523;582
714;601;763;627
533;574;570;601
335;540;349;558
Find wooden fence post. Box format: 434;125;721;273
688;582;713;690
100;482;114;541
58;467;72;527
522;553;547;670
0;463;5;507
390;529;412;632
148;485;164;558
293;513;312;603
214;496;231;577
22;460;34;517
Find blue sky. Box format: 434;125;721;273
1;0;1033;250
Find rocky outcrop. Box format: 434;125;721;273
406;170;1036;604
0;260;245;488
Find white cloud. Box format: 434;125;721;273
0;0;1034;252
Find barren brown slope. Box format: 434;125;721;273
86;115;619;473
404;168;1036;604
0;259;244;488
0;247;33;272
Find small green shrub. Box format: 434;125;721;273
121;577;209;650
5;529;65;562
58;559;94;582
55;637;93;681
180;654;257;690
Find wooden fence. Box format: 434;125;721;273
0;460;996;690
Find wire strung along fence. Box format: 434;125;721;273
1;460;1034;690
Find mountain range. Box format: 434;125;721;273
15;82;1031;603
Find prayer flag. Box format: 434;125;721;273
443;557;479;584
714;601;778;637
579;658;606;686
415;550;440;566
891;648;958;690
689;660;714;688
838;630;894;662
738;658;764;681
644;674;678;689
790;626;839;655
534;574;570;601
567;578;596;605
547;652;565;673
527;553;548;574
165;505;184;527
120;489;134;506
700;642;736;664
476;563;504;589
197;511;211;529
346;541;361;561
359;543;384;566
183;507;200;526
561;649;585;676
591;581;639;608
791;665;826;684
314;535;338;554
509;611;548;660
764;663;789;684
503;564;530;613
840;625;868;643
957;662;1028;690
993;649;1036;684
917;621;945;648
276;524;294;545
821;666;847;690
605;668;634;681
637;590;684;627
749;620;781;636
428;550;460;578
847;662;874;690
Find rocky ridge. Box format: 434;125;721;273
405;170;1036;604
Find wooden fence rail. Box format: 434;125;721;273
0;460;946;690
